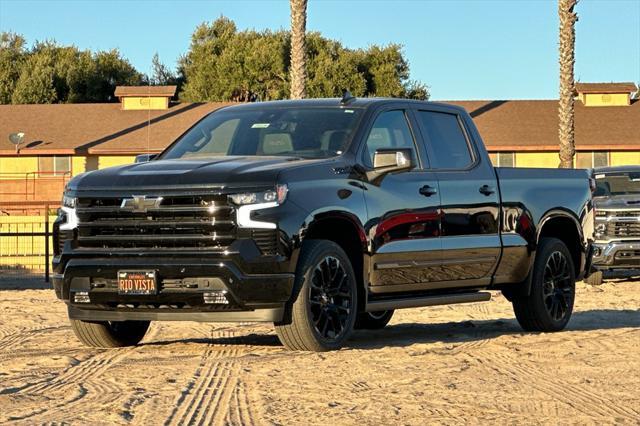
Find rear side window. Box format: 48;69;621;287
417;111;473;169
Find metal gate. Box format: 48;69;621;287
0;203;56;285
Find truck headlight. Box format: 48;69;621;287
60;194;79;231
230;185;287;229
228;185;288;205
62;195;76;208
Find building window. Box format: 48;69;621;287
489;152;515;167
576;151;609;169
38;156;71;176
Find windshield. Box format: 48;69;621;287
161;107;363;160
594;172;640;197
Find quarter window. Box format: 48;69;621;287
362;110;416;168
417;111;473;169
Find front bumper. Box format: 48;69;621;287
53;240;294;323
591;240;640;270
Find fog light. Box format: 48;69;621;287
203;290;229;304
74;291;90;303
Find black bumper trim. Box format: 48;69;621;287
67;305;284;322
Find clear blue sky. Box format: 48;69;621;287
0;0;638;100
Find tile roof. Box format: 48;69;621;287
0;99;638;157
575;82;638;94
447;99;640;151
114;85;177;97
0;102;229;156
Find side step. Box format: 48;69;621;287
365;291;491;312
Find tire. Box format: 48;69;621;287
355;310;394;330
512;237;575;332
275;240;358;351
69;317;150;348
585;270;604;286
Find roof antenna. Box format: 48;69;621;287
340;89;356;105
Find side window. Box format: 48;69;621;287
363;110;415;168
417;111;473;169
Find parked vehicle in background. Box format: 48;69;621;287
588;166;640;285
53;97;594;351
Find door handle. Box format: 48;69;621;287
479;185;496;196
419;185;438;197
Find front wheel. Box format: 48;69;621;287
275;240;357;351
512;237;575;332
69;317;150;348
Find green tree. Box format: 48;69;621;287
180;17;428;102
0;32;27;103
0;32;143;104
151;52;179;86
11;53;57;104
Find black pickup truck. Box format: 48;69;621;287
53;97;594;351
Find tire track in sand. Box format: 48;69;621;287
470;348;639;420
0;325;67;352
163;328;255;426
7;326;160;422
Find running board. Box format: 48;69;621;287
365;291;491;312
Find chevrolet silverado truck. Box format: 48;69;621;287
53;97;594;351
587;166;640;285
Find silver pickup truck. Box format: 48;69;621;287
589;166;640;285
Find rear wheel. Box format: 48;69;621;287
512;238;575;332
355;310;394;330
585;270;604;286
275;240;357;351
69;317;150;348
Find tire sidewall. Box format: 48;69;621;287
530;238;576;330
292;240;358;350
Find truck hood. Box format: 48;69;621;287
594;194;640;210
67;156;325;192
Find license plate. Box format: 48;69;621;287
117;270;157;295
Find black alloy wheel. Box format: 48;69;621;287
542;251;574;321
309;255;354;340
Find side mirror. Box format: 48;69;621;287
135;153;158;163
360;148;414;184
373;148;413;173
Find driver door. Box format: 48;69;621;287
360;108;443;294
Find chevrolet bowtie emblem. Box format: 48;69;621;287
120;196;163;213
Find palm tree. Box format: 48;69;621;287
558;0;578;168
289;0;308;99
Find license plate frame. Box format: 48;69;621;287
117;270;157;295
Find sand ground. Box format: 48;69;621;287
0;279;638;425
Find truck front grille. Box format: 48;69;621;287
75;194;236;250
605;222;640;238
600;210;640;239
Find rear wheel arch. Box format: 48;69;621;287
537;211;584;277
503;210;584;300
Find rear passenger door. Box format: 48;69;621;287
413;106;500;287
360;107;443;294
